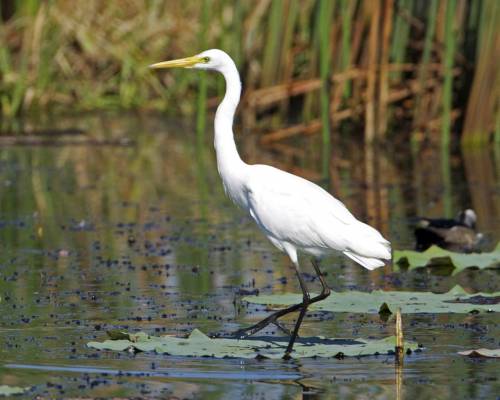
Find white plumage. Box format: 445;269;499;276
242;164;391;270
150;49;391;357
190;49;392;271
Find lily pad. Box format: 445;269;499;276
243;286;500;314
88;329;419;359
458;349;500;358
394;244;500;275
0;386;27;396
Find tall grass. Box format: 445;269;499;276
0;0;497;144
413;0;438;129
196;0;210;146
261;0;284;88
365;0;380;142
318;0;334;180
462;0;499;145
390;0;412;81
441;0;456;148
340;0;352;99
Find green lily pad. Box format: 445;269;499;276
88;329;419;359
394;244;500;275
458;348;500;358
0;386;27;396
243;286;500;314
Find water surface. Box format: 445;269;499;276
0;114;499;399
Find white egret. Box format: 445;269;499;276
150;49;391;358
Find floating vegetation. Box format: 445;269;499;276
243;286;500;314
394;244;500;275
0;386;27;397
88;328;419;359
458;349;500;358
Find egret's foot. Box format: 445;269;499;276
232;289;331;339
232;320;291;339
232;302;304;338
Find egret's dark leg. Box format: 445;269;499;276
232;267;310;338
311;258;331;297
283;268;310;357
232;259;330;340
282;261;332;357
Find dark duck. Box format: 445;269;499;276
414;209;483;252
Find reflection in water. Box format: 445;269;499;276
0;113;498;398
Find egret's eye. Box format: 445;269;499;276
202;57;210;63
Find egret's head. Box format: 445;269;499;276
149;49;231;72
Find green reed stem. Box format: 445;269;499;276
232;0;243;68
420;0;438;83
495;103;500;144
391;0;413;80
468;0;481;30
413;0;437;128
340;0;351;98
281;0;299;78
442;0;456;147
15;0;38;16
318;0;334;181
0;32;28;119
262;0;283;87
196;0;209;146
302;3;320;123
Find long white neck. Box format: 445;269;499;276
213;60;247;203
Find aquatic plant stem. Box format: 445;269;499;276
318;0;334;181
442;0;456;147
395;308;404;364
196;0;210;147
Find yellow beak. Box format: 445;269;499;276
149;56;205;69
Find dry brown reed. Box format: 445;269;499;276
0;0;497;144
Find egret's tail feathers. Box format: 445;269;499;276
344;222;392;260
343;251;387;270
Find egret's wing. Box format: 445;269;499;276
244;165;357;250
244;165;391;263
